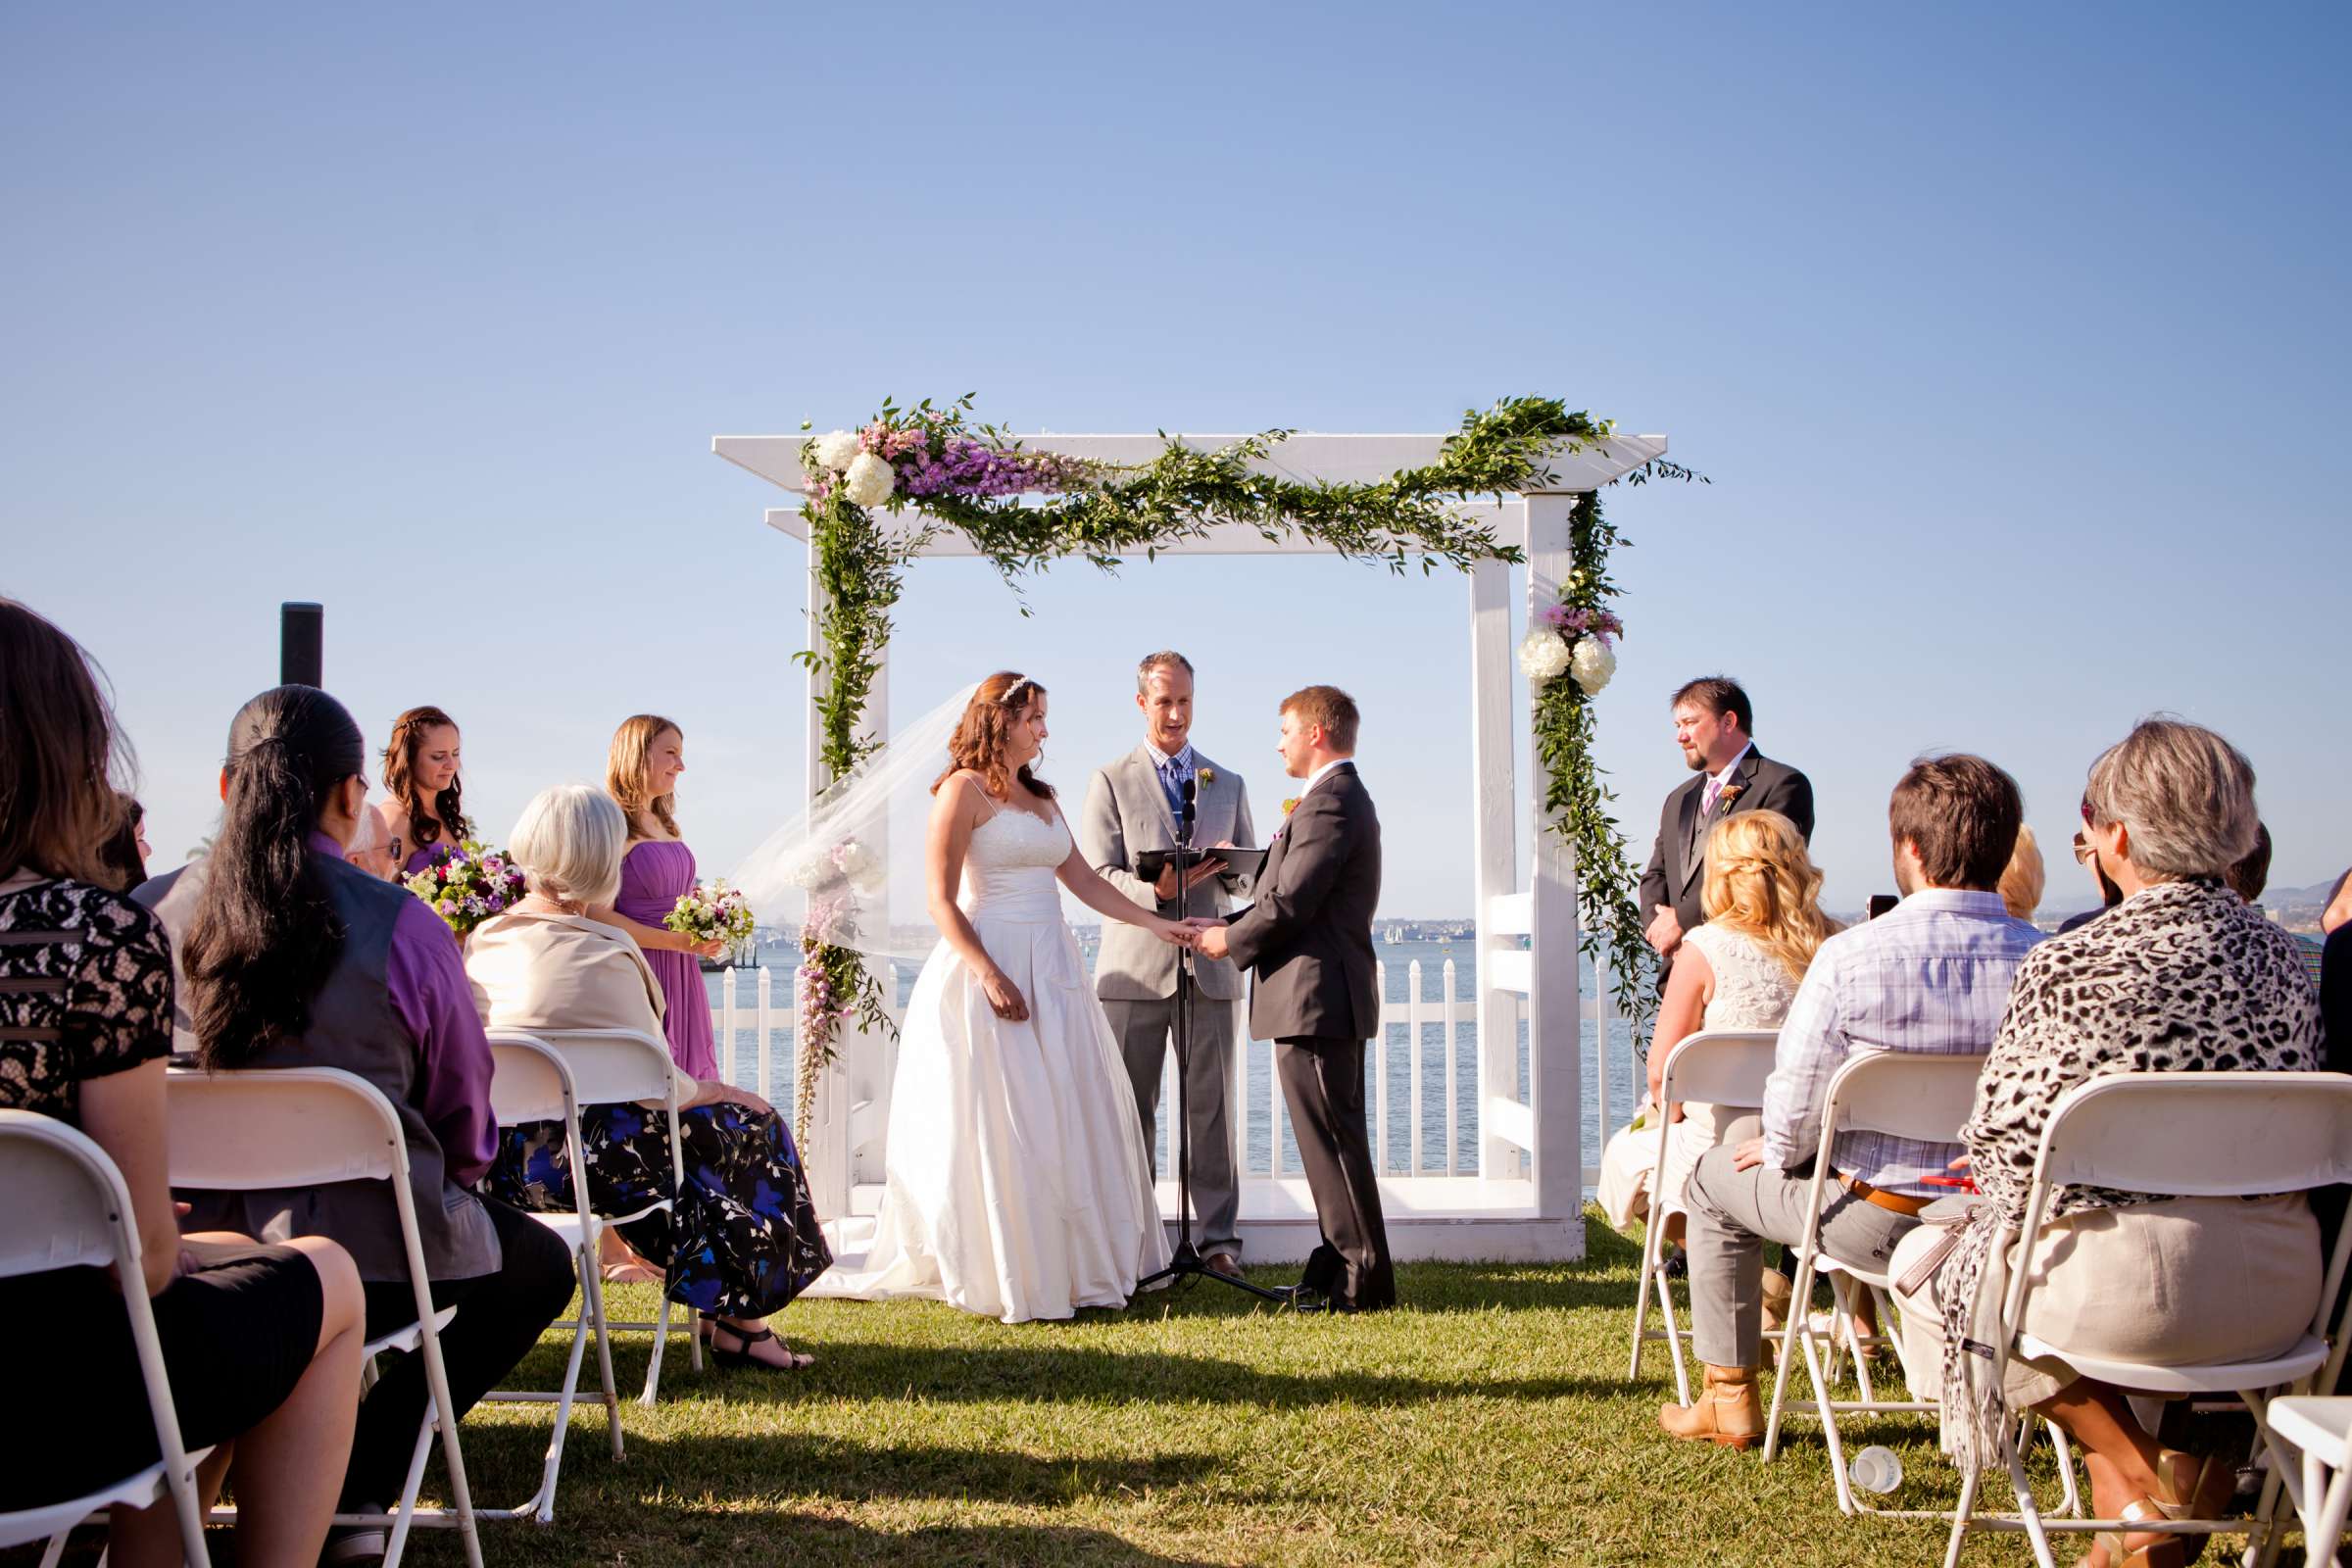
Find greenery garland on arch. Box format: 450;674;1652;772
786;395;1697;1131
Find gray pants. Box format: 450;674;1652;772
1102;993;1241;1259
1684;1141;1918;1370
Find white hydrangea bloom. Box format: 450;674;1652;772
843;451;896;507
1517;630;1572;683
789;844;840;890
834;838;883;892
811;429;860;472
1570;637;1617;695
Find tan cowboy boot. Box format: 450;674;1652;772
1658;1364;1765;1449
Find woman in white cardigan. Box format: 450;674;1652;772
467;785;830;1373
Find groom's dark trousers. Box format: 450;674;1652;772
1278;1036;1395;1309
1223;760;1395;1311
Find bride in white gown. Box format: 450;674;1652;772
812;672;1184;1322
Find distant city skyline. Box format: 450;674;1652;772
4;3;2345;916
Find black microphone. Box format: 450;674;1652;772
1179;771;1198;847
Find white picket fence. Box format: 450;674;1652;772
708;954;1642;1189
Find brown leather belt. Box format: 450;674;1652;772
1835;1170;1930;1218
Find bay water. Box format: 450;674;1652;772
709;935;1642;1187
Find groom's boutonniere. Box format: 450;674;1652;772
1281;797;1300;817
1717;782;1746;811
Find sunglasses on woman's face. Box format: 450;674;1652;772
2072;830;2095;865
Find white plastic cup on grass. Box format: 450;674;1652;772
1849;1445;1903;1495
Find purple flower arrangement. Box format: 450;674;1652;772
896;436;1091;499
1538;603;1623;645
798;958;846;1043
802;403;1101;509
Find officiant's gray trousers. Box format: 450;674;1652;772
1102;994;1242;1259
1682;1135;1916;1370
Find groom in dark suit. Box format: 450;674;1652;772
1194;685;1394;1312
1639;675;1816;989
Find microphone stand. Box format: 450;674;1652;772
1137;771;1282;1304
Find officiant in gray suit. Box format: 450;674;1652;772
1078;651;1256;1279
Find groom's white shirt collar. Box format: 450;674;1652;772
1300;757;1351;798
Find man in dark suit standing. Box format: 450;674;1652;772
1195;685;1394;1312
1639;676;1816;988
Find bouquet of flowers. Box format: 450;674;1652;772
664;878;756;952
403;841;527;938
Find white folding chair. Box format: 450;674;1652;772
2265;1396;2352;1566
165;1066;483;1568
529;1026;700;1402
0;1110;215;1568
474;1032;622;1523
1757;1051;2083;1523
1941;1070;2352;1568
1628;1029;1780;1406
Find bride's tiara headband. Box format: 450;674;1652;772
998;676;1039;708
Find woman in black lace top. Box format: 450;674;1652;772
0;598;368;1568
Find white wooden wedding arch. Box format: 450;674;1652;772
714;428;1668;1263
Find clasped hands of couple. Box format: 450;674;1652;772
1152;840;1237;961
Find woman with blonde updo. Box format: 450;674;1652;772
1601;810;1838;1244
1998;822;2047;921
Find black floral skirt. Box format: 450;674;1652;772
483;1100;832;1320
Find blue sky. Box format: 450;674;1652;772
4;3;2345;917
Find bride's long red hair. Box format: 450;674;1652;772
933;671;1054;802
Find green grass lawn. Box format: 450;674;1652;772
355;1207;2137;1567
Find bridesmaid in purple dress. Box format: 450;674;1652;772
367;706;472;880
594;716;724;1085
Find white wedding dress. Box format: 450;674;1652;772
809;804;1172;1322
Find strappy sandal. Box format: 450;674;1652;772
2155;1447;2234;1567
2078;1452;2232;1568
600;1258;663;1286
2081;1495;2185;1568
703;1314;815;1371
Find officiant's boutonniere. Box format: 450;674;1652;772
1197;767;1216;787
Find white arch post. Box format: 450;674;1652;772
715;429;1666;1262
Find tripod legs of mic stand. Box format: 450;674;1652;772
1134;849;1284;1305
1133;973;1284;1304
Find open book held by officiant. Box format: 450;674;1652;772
1134;846;1268;886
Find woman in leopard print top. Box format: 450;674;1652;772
1893;719;2320;1568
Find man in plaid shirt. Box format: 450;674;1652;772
1659;755;2044;1449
